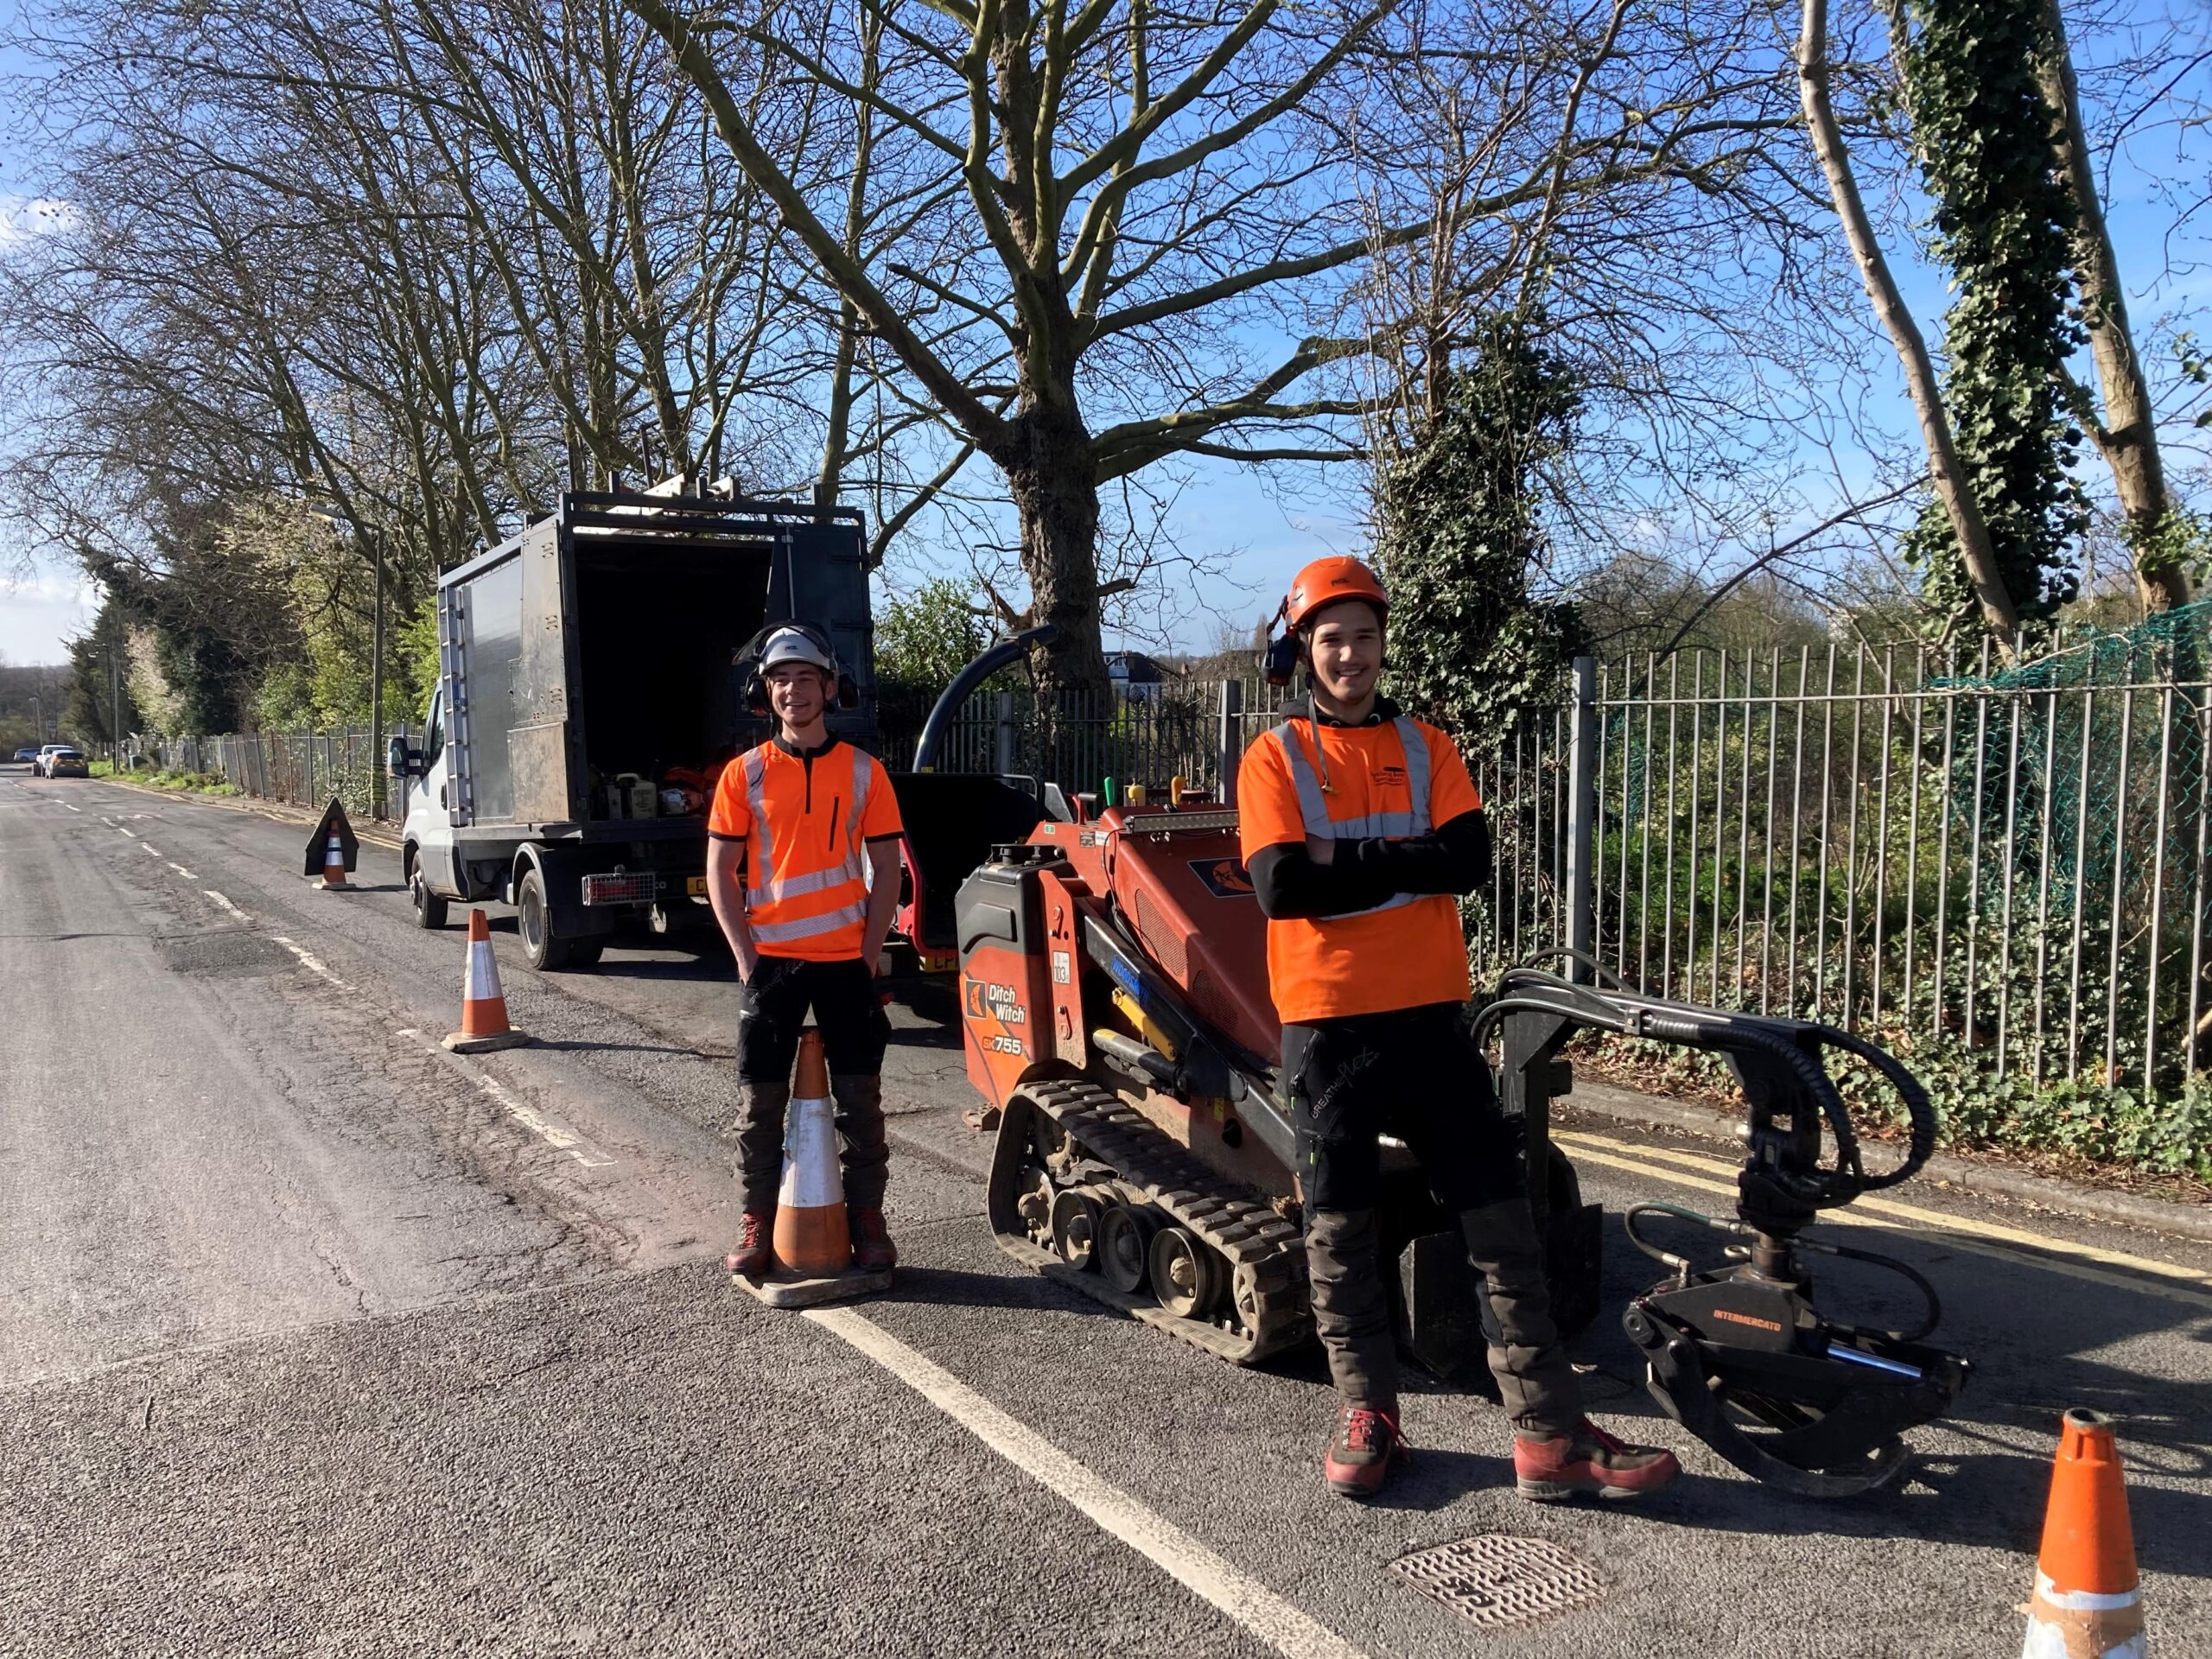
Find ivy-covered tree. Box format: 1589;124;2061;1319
1375;315;1582;745
1893;0;2088;640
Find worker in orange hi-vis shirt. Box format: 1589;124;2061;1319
1238;556;1679;1503
707;623;906;1280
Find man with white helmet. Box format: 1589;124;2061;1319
708;623;905;1279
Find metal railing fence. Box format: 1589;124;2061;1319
162;614;2206;1087
1494;626;2208;1090
156;728;397;820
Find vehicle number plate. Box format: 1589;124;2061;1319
685;876;708;896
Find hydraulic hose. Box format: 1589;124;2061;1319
1800;1020;1939;1191
1475;963;1872;1206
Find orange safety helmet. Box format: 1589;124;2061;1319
1262;556;1389;683
1285;556;1389;632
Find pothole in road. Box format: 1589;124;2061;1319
1389;1533;1608;1629
153;932;295;978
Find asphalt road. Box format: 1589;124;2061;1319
3;769;2208;1657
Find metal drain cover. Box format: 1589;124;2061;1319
1390;1534;1607;1629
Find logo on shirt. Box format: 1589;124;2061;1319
1374;763;1407;788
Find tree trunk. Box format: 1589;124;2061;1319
2038;0;2192;613
1800;0;2022;653
997;402;1111;699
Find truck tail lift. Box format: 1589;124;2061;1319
1484;957;1971;1497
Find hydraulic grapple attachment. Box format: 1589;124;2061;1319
1482;961;1972;1497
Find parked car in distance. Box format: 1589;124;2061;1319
44;747;87;778
34;744;67;776
10;747;36;765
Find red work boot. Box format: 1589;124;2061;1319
1515;1419;1680;1502
849;1206;898;1272
1324;1405;1408;1499
724;1211;773;1279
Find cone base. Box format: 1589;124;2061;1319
442;1028;531;1053
315;877;355;890
731;1264;893;1308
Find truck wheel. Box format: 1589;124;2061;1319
407;850;448;930
516;866;601;970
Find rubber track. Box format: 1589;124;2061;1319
992;1078;1312;1364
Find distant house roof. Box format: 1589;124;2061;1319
1106;651;1172;683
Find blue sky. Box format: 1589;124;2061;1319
3;5;2208;666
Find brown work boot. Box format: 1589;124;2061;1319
1324;1404;1409;1499
724;1211;773;1279
849;1206;897;1272
1515;1419;1680;1502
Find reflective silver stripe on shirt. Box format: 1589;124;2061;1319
1266;715;1436;918
749;898;869;945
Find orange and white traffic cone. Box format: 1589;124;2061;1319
771;1031;852;1278
316;830;349;890
441;908;531;1053
2021;1408;2146;1658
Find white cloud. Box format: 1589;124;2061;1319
0;195;77;247
0;569;101;664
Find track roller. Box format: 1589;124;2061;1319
1149;1226;1226;1319
1096;1199;1162;1294
1052;1187;1104;1270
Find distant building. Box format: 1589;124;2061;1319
1107;651;1176;702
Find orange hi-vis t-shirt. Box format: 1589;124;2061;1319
708;738;904;961
1237;710;1482;1023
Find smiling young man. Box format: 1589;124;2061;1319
1237;556;1679;1502
707;624;905;1278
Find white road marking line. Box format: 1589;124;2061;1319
168;862;197;880
803;1306;1368;1659
202;890;250;922
270;936;353;990
141;842;161;856
61;803;81;812
392;1028;614;1169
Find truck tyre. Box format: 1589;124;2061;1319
516;865;600;970
406;849;448;930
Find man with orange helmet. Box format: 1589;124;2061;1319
1239;556;1678;1502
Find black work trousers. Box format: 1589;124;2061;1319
1281;1001;1521;1215
734;954;893;1211
1285;1001;1580;1433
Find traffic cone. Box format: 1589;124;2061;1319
441;908;531;1052
316;830;350;890
771;1032;851;1276
2020;1408;2146;1658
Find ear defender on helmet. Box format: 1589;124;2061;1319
1258;600;1300;687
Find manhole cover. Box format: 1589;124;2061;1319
1389;1534;1607;1629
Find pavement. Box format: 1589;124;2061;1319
3;766;2209;1657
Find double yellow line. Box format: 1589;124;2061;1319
1555;1128;2212;1314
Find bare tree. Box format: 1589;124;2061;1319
626;0;1800;691
1797;0;2021;648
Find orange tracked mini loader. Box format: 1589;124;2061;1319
956;796;1971;1497
957;798;1603;1371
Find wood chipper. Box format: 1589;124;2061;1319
955;798;1970;1497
